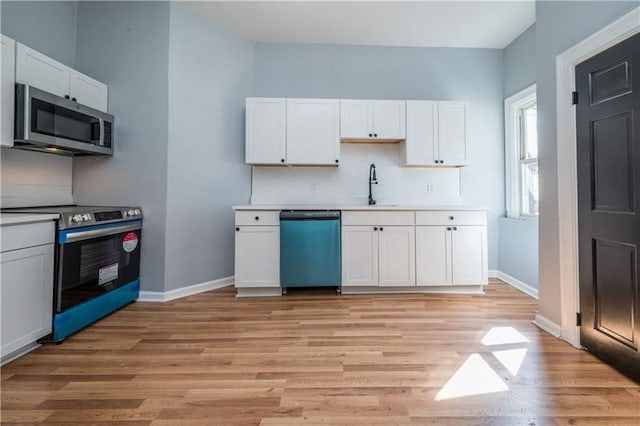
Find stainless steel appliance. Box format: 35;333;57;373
279;210;341;294
2;205;142;342
14;84;114;156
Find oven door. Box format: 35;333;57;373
56;220;142;313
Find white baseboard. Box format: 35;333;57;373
533;314;562;338
488;269;499;278
138;276;234;302
495;270;538;299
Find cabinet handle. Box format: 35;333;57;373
440;160;444;164
368;133;373;137
434;160;439;164
373;227;378;231
72;97;77;102
64;95;70;100
447;227;451;231
254;216;259;221
281;159;285;163
374;133;378;137
335;159;339;164
235;227;240;231
380;227;384;231
449;216;454;220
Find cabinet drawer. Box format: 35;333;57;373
415;211;486;226
342;211;414;226
235;211;280;226
1;221;55;253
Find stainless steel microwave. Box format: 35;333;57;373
14;84;114;156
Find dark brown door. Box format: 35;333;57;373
576;32;640;382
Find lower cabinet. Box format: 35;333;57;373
416;225;487;286
1;222;55;362
234;226;280;288
342;225;415;287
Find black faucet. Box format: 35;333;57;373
368;163;378;205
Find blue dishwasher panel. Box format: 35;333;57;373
280;215;341;287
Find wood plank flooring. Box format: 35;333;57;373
2;279;639;425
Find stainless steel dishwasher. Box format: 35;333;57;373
279;210;341;293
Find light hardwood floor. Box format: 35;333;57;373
1;279;639;425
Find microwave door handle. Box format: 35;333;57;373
98;118;105;146
63;223;141;244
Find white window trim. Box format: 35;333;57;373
505;84;537;219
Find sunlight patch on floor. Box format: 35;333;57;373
492;348;528;376
434;353;509;401
481;326;529;346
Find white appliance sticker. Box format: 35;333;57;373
122;232;138;253
99;263;119;286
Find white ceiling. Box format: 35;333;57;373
184;1;535;49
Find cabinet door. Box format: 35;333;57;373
1;34;15;147
438;101;468;166
342;226;378;286
234;226;280;288
1;244;54;359
404;100;437;166
340;100;372;139
69;70;108;112
373;100;406;139
451;226;487;285
15;43;69;98
245;98;286;164
286;98;340;165
416;226;452;286
378;226;415;287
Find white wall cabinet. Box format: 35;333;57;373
245;98;340;166
15;43;108;112
234;211;280;293
342;211;415;288
403;100;468;167
1;220;55;364
340;100;406;141
1;34;15;147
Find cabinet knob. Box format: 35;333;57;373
254;216;259;221
368;133;373;137
380;227;384;231
373;227;378;231
72;97;77;102
281;159;285;163
440;160;444;164
335;159;339;164
447;227;452;231
235;227;240;231
374;133;378;137
434;160;439;164
64;95;70;100
453;227;457;231
449;216;454;220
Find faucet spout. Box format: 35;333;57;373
368;163;378;205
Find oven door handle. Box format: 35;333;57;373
63;223;141;244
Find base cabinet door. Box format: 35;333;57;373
451;226;487;285
416;226;452;286
234;226;280;288
342;226;378;286
378;226;415;286
1;244;54;359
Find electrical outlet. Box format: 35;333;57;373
309;182;317;193
426;183;434;194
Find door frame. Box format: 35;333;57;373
556;7;640;348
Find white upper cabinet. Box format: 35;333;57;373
245;98;286;165
286;98;340;165
403;100;468;167
1;34;16;147
340;99;405;141
245;97;340;166
15;43;108;112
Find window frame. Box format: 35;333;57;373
504;84;538;220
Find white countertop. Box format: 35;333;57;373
233;205;490;211
0;213;60;226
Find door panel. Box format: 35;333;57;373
340;100;372;139
577;32;640;382
451;226;487;285
286;99;340;165
404;100;438;166
341;226;378;286
234;226;280;288
373;100;406;139
245;98;286;164
416;226;451;286
378;226;415;287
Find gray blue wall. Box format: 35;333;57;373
536;1;639;324
164;4;253;291
73;1;171;293
254;44;505;271
0;1;77;67
499;24;538;290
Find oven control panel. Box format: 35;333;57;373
61;207;143;229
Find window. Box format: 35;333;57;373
505;84;538;219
